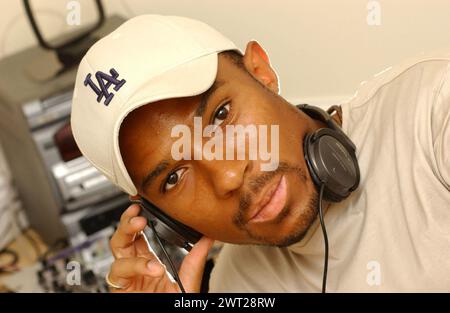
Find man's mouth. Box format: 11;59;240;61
247;175;288;224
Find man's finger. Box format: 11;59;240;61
108;257;167;290
179;237;215;292
110;204;147;258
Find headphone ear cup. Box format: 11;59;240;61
304;131;341;201
303;132;322;187
303;129;360;202
138;198;203;251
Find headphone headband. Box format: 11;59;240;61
297;104;356;151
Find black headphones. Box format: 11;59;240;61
299;104;360;202
299;103;360;293
132;104;360;293
133;104;360;251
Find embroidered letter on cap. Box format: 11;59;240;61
84;68;126;106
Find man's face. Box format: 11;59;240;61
119;42;324;247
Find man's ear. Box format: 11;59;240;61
242;40;280;94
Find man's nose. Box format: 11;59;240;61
199;159;250;198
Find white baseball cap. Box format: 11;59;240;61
71;15;240;195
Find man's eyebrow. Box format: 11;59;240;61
141;160;170;191
194;79;225;117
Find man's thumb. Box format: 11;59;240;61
179;236;215;292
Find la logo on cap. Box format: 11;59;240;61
84;68;126;106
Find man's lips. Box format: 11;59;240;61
247;175;288;224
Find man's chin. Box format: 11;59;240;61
242;195;320;247
273;225;314;247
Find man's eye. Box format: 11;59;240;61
212;103;230;126
164;168;185;191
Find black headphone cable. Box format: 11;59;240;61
149;220;187;293
318;183;329;293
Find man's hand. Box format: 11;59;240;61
108;204;214;293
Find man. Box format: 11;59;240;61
71;15;450;292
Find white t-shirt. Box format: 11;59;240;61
209;47;450;292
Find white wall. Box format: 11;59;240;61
1;0;450;102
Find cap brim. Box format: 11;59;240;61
111;52;219;195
